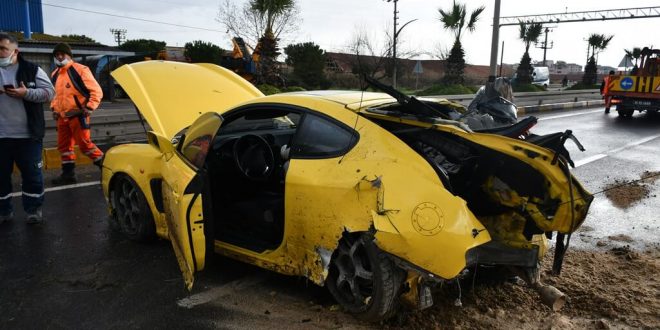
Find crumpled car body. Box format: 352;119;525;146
101;61;592;321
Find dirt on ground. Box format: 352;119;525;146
603;171;660;209
241;246;659;330
394;247;660;330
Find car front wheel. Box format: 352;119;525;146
326;234;405;322
111;174;156;242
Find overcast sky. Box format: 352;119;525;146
41;0;660;68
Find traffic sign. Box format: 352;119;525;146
413;60;423;74
620;77;634;90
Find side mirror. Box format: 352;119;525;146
147;131;175;160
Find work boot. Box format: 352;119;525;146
93;156;104;169
52;163;77;185
0;211;14;225
604;107;610;114
26;209;43;224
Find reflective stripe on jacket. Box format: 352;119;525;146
50;62;103;114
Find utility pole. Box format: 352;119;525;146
393;0;398;88
387;0;399;88
535;27;554;66
488;0;501;82
584;38;590;64
499;41;504;77
109;28;127;47
386;0;416;89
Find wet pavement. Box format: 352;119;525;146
531;108;660;251
1;107;659;328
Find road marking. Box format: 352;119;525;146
574;133;660;167
177;275;266;309
537;109;603;121
8;181;100;198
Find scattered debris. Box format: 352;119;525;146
607;234;634;242
602;171;659;208
394;249;659;329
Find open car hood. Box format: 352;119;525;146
112;61;263;139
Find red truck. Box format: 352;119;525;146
603;47;660;117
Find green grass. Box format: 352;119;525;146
280;86;306;93
416;84;478;96
566;82;600;90
256;84;281;95
512;84;546;92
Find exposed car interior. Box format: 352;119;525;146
201;106;358;253
204;108;300;252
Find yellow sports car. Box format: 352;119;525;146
102;61;592;321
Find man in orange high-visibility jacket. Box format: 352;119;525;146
50;43;104;185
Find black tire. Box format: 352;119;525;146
617;105;634;118
111;174;156;241
326;234;405;322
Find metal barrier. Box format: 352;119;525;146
42;90;600;148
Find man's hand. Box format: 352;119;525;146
4;82;28;99
52;111;60;120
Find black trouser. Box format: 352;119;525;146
0;138;44;215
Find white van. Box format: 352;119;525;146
531;66;550;88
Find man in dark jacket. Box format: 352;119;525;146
0;33;55;224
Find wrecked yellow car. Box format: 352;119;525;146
102;61;592;321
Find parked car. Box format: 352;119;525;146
102;61;592;321
511;66;550;88
531;66;550;88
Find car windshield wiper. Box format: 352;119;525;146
364;76;450;120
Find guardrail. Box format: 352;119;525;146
41;89;601;148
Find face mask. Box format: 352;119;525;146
0;54;14;67
54;57;70;67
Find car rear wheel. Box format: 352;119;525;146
326;234;405;322
111;174;156;241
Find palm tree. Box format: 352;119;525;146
516;21;543;85
250;0;296;85
583;33;613;84
587;33;613;60
251;0;294;37
624;47;642;68
438;0;485;85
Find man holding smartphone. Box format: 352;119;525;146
0;33;55;224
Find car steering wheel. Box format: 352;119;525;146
232;134;275;181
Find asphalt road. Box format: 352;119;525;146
1;107;658;329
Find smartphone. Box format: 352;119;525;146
3;84;14;90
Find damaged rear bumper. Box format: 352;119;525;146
465;241;539;268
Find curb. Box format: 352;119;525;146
517;100;605;115
42;100;605;169
43;147;92;170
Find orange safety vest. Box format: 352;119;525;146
50;62;103;114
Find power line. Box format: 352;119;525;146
36;1;224;33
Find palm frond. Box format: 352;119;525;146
518;21;527;40
466;6;485;32
600;34;613;50
527;23;543;42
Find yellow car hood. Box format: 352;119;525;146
112;61;263;139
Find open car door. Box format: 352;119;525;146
159;112;223;290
